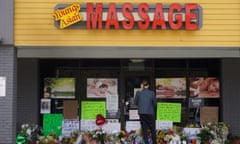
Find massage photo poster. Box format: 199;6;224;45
43;77;76;99
87;78;118;98
189;77;220;98
155;78;186;99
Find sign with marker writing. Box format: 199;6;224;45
157;102;181;122
81;101;106;120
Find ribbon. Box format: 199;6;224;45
16;133;26;144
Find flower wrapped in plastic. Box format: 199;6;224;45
204;122;229;144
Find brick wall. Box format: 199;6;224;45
0;46;17;144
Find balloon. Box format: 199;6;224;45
96;114;106;126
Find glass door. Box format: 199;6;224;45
120;71;154;130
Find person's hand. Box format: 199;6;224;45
140;83;144;91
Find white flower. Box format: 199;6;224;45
25;124;29;128
121;137;125;142
210;139;220;144
164;134;173;142
21;124;25;129
26;128;32;136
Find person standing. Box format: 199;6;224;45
134;80;157;144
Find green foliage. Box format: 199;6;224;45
197;128;214;143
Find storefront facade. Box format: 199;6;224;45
0;0;240;143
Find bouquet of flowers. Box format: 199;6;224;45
197;128;214;143
37;133;60;144
88;128;106;144
202;122;229;144
16;123;41;144
156;129;176;144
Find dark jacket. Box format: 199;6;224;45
134;88;156;115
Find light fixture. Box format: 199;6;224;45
129;58;145;63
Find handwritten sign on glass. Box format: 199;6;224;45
157;102;181;122
81;101;106;120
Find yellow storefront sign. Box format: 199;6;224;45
52;3;82;29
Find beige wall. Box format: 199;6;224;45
15;0;240;47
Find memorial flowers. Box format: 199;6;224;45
37;133;60;144
156;129;177;144
197;128;214;143
16;122;230;144
16;123;41;144
205;122;229;144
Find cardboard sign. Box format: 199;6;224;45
63;100;78;119
200;106;219;124
157;102;181;122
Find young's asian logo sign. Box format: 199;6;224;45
52;3;82;29
53;3;202;30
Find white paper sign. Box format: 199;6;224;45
125;121;141;132
0;77;6;97
102;122;121;133
156;120;173;130
80;120;120;133
183;128;200;139
106;95;118;111
62;119;79;137
80;120;98;131
129;109;139;120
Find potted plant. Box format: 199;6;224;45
197;128;213;144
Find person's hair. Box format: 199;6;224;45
99;83;108;88
142;80;149;87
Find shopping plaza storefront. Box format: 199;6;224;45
0;0;240;143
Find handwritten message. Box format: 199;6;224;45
81;101;106;120
62;119;79;137
157;102;181;122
